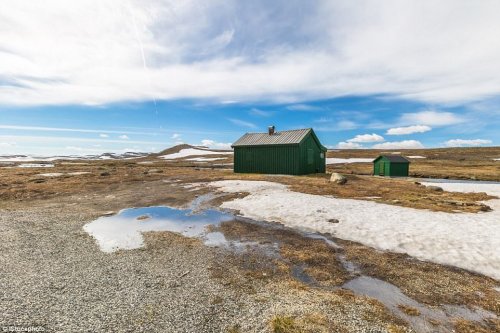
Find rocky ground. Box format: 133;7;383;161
1;147;499;332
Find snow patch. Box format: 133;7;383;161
209;180;500;280
326;158;373;164
186;157;226;162
408;156;426;159
160;148;233;159
18;163;54;168
38;171;90;177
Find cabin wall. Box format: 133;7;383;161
234;145;300;175
299;135;325;174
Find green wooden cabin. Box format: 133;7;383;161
373;155;410;177
232;127;327;175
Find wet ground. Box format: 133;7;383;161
82;191;499;333
1;155;499;332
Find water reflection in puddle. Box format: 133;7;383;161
84;206;236;253
343;276;497;333
83;197;498;333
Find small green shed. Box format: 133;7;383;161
232;127;327;175
373;155;410;177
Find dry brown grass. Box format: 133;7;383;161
0;153;496;213
270;316;302;333
453;318;500;333
340;239;500;315
327;146;500;181
397;304;420;316
214;220;349;287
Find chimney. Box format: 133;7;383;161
268;125;275;135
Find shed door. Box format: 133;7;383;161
307;149;314;164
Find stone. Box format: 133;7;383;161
330;173;347;185
426;185;443;191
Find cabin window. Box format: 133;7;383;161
320;152;324;159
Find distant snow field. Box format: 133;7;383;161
326;158;373;164
408;156;426;159
210;179;500;280
494;158;500;161
160;148;233;160
38;171;90;177
186;157;226;162
18;163;55;168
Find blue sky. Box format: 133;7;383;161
1;0;499;155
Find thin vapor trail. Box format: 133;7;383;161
126;3;158;114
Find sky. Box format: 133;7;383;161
1;0;499;155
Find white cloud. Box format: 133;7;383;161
400;111;464;126
386;125;432;135
200;139;232;150
0;142;15;147
0;125;155;135
227;118;257;129
171;133;181;139
118;135;129;140
337;141;363;149
249;108;272;117
286;104;323;111
99;133;109;138
347;133;384;143
444;139;492;147
373;140;424;149
1;1;500;106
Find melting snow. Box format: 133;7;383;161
160;148;233;159
18;163;55;168
326;158;373;164
210;179;500;280
186;157;226;162
408;156;426;159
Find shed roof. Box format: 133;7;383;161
232;128;313;147
374;155;410;163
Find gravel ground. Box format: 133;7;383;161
0;192;414;333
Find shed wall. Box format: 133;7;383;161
373;157;409;177
234;145;300;174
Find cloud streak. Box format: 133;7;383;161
2;1;500;106
373;140;424;149
444;139;492;147
386;125;432;135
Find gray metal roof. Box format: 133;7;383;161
232;128;312;147
377;155;410;163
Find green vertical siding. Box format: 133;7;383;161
388;162;409;177
373;157;409;177
233;132;325;175
298;135;325;174
234;145;300;174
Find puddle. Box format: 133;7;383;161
343;276;497;333
83;192;498;332
84;206;236;253
291;264;317;286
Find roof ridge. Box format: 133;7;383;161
244;128;311;135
